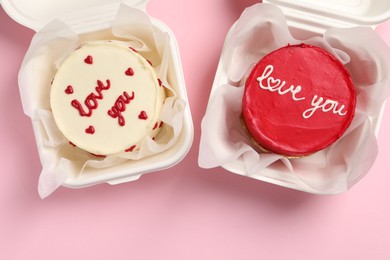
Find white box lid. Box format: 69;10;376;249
264;0;390;33
1;0;148;32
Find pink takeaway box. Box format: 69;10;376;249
199;0;390;194
2;0;194;198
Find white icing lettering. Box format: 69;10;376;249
256;65;349;120
256;65;305;101
302;95;348;119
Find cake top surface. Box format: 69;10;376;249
242;43;356;157
50;41;165;155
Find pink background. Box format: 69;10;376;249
1;0;390;259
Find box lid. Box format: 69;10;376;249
264;0;390;33
1;0;148;32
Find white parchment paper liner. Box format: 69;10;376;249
199;3;390;194
19;4;186;198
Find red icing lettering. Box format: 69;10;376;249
138;111;148;120
84;55;93;64
125;145;136;152
71;79;111;117
129;47;138;53
107;91;135;126
125;68;134;76
158;78;162;87
65;85;74;94
85;125;95;134
147;59;153;66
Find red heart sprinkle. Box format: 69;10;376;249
85;125;95;134
84;55;93;64
138;111;148;120
125;68;134;76
90;153;106;158
125;145;136;152
65;85;74;94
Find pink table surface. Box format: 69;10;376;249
1;1;390;259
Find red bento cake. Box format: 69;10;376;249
242;43;356;157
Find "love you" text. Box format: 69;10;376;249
107;91;135;126
256;65;348;119
71;79;111;117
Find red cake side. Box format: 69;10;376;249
242;44;356;157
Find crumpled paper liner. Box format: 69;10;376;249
199;3;390;194
19;4;186;198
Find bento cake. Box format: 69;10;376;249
50;41;166;156
242;44;356;157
